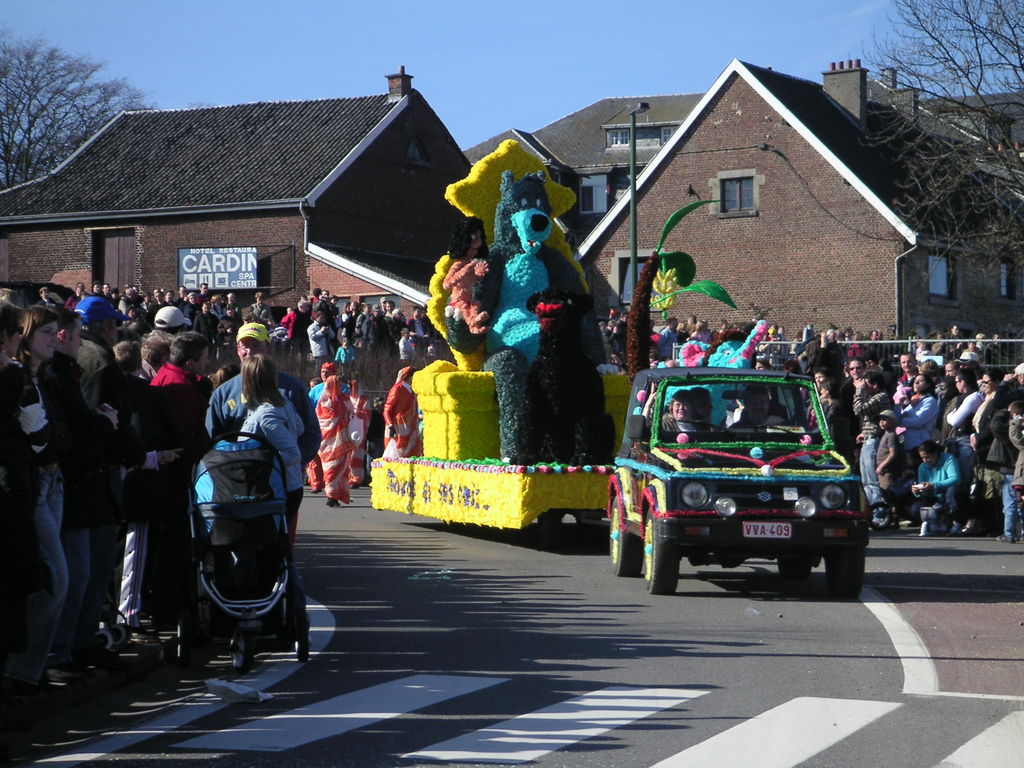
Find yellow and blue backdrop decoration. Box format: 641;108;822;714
372;140;630;529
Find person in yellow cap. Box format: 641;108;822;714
205;322;319;547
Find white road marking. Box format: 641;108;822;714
649;697;900;768
33;600;334;766
934;711;1024;767
859;585;939;695
404;686;709;764
173;674;507;752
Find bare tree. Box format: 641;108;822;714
870;0;1024;261
0;31;149;188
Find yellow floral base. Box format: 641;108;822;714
370;459;611;528
412;359;631;461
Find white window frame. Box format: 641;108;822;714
580;174;608;214
607;129;629;147
927;253;956;299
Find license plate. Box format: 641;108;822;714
742;521;792;539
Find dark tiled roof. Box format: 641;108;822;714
314;242;433;296
465;94;702;170
0;96;398;218
741;62;907;210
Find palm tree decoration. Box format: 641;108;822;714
625;200;736;378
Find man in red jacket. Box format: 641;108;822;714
149;332;211;621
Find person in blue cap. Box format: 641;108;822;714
66;296;144;673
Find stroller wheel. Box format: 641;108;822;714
230;626;255;674
110;624;130;648
97;627;116;650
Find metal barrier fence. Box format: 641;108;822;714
759;338;1024;370
674;338;1024;371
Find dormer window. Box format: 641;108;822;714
607;129;629;147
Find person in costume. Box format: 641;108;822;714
316;375;356;507
306;362;339;493
383;366;421;458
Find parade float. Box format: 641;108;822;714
370;140;630;537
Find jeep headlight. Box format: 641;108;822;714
795;497;817;518
715;497;738;517
680;482;710;508
819;483;846;510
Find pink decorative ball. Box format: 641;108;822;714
676;433;689;444
800;435;812;445
636;390;647;403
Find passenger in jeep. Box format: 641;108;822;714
661;388;713;435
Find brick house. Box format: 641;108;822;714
577;58;1024;337
465;94;701;249
0;67;469;314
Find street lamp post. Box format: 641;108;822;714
628;102;650;301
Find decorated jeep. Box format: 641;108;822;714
608;367;868;598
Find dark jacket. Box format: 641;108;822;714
192;311;219;344
77;330;145;515
986;408;1018;475
0;362;47;617
45;351;112;528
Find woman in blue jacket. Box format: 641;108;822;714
913;439;960;536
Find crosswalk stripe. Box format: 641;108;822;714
403;686;709;764
34;600;336;766
934;711;1024;767
649;697;900;768
171;674;507;752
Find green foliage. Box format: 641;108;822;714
651;202;734;311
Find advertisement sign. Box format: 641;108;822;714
178;247;258;290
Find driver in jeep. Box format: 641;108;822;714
731;386;790;429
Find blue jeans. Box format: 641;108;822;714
859;436;882;507
1001;473;1021;538
50;526;90;664
5;466;67;684
71;524;121;653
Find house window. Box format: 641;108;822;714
405;138;428;165
580;174;607;214
607;129;629;147
614;249;653;304
710;170;762;217
928;253;956;298
661;126;675;144
999;260;1017;299
721;177;754;212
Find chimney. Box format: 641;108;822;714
386;65;413;103
823;59;867;130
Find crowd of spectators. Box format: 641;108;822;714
635;312;1024;542
0;281;437;754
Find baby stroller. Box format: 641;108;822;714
175;432;309;673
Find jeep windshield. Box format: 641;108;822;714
651;377;824;446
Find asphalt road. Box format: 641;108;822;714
12;488;1024;768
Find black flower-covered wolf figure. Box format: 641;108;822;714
518;287;615;466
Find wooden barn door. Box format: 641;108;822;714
94;228;135;288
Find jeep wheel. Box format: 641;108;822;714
824;548;865;598
643;516;678;595
610;500;642;577
777;556;813;581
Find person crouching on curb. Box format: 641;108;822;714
912;440;960;536
872;410;910;527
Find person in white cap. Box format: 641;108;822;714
153;306;190;335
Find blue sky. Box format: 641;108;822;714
4;0;893;149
